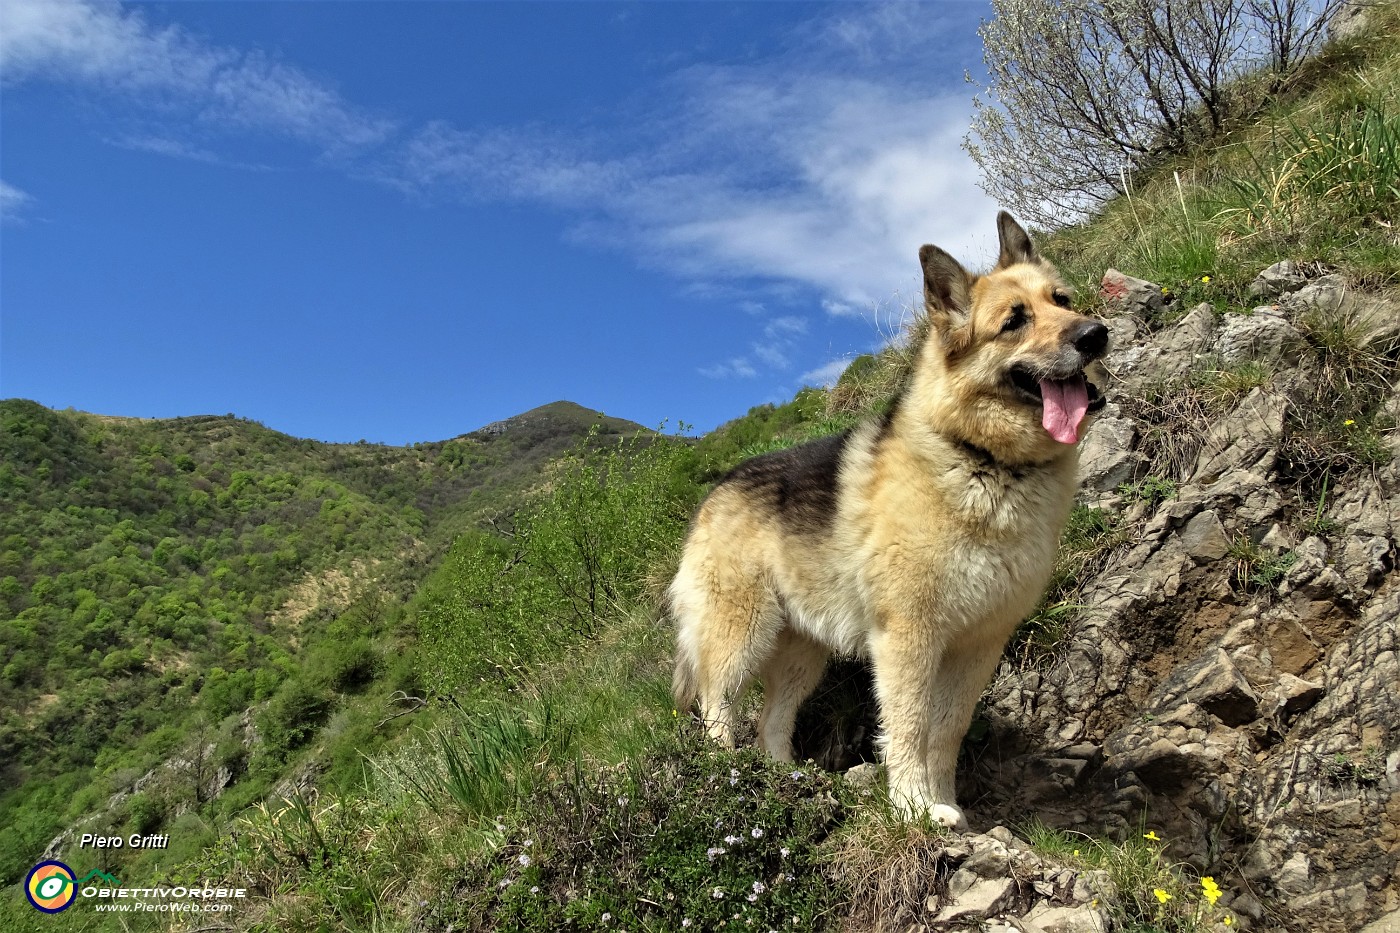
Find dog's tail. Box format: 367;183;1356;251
665;584;700;714
672;645;699;713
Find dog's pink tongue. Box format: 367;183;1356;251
1040;376;1090;444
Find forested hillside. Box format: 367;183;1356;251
0;398;643;887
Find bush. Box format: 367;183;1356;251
420;430;697;692
127;792;165;835
307;637;381;693
432;730;850;932
257;679;333;760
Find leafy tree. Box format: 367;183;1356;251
965;0;1344;225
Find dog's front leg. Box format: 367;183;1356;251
870;625;1004;830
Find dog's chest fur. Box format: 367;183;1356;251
781;422;1075;654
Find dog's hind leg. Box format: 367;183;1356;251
756;626;829;762
677;560;783;748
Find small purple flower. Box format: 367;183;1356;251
518;853;532;867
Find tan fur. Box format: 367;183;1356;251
670;213;1108;828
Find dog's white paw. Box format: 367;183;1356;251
927;803;967;831
891;789;968;831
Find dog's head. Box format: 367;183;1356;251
916;212;1108;460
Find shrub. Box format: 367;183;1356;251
257;679;332;760
420;430;697;692
433;730;850;933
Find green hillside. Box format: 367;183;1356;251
0;398;645;890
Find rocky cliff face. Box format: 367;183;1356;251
956;265;1400;932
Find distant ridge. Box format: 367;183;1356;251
3;398;646;448
468;400;646;441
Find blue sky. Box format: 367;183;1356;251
1;0;1000;444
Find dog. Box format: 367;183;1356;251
669;212;1108;828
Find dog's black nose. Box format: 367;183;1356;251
1070;320;1109;359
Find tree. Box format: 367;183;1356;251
965;0;1345;227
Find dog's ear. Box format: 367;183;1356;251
920;244;972;332
995;210;1039;268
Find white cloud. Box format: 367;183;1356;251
2;1;1001;361
107;134;274;171
799;357;857;389
0;0;394;154
698;357;758;380
765;316;807;339
0;180;34;223
374;7;999;320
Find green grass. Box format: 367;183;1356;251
1021;821;1233;933
432;731;851;933
1225;536;1298;592
1042;6;1400;306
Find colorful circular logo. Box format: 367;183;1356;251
25;861;77;913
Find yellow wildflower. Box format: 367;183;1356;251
1224;916;1234;926
1344;419;1356;426
1153;888;1172;903
1201;275;1211;283
1143;831;1161;841
1201;876;1222;905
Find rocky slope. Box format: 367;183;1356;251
939;264;1400;932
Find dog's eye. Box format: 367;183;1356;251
1002;303;1027;333
1052;292;1072;308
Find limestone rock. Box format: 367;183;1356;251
1101;268;1171;318
1078;409;1143;493
1279;851;1312;892
1360;909;1400;933
1192;387;1288;483
1249;260;1307;298
1213;307;1301;366
1272;673;1324;720
1283;273;1400;350
1027;904;1112;933
934;876;1015;923
1179;509;1230;563
1158;647;1262;726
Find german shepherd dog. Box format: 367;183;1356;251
669;213;1108;828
